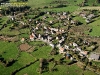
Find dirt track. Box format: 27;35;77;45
79;7;100;10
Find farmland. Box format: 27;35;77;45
0;0;100;75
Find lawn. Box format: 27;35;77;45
0;0;100;75
27;0;53;8
41;5;79;12
73;16;86;24
15;63;83;75
0;28;20;36
84;70;97;75
0;41;19;61
92;61;100;67
31;45;52;59
0;40;84;75
87;0;100;6
86;17;100;36
0;51;36;75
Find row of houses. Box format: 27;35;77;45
26;25;100;61
79;11;95;23
19;11;100;61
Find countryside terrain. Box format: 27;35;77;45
0;0;100;75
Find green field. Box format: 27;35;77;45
0;40;97;75
0;41;84;75
0;0;100;75
86;17;100;36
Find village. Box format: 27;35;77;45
0;0;100;75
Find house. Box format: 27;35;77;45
79;51;88;56
64;22;67;26
41;37;44;40
59;39;63;44
47;36;52;42
56;36;59;40
63;12;67;15
32;33;36;38
72;48;76;51
30;35;34;41
60;29;65;33
67;15;71;20
29;19;32;22
69;43;72;46
57;12;61;15
89;53;100;61
71;20;75;24
35;26;39;30
52;14;56;18
64;45;69;49
87;14;95;19
49;20;53;24
49;43;54;48
44;26;47;29
59;47;65;54
66;53;71;59
8;16;15;21
47;12;50;14
43;16;47;20
35;20;38;24
80;13;86;18
60;15;67;19
21;38;25;43
85;19;90;23
30;33;36;41
38;34;41;39
50;28;58;32
76;47;81;51
60;36;65;42
56;43;61;48
73;42;78;47
54;28;59;32
70;57;74;61
51;30;54;34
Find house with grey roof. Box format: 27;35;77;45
89;53;100;61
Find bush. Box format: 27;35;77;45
55;4;67;8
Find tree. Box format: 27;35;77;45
0;0;9;3
97;0;100;3
50;49;57;55
83;0;87;3
81;2;85;7
84;57;89;65
17;0;28;2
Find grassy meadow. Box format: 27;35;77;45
0;0;100;75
